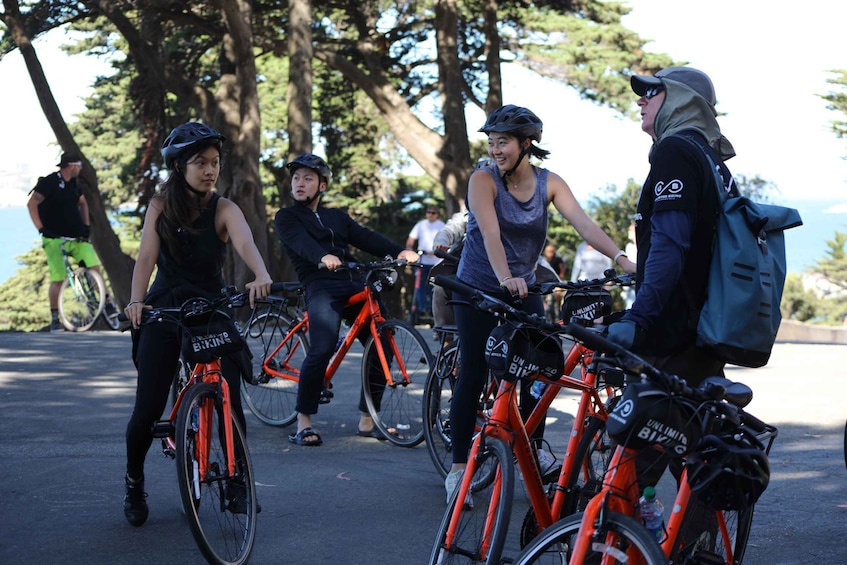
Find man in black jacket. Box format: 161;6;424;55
274;154;419;446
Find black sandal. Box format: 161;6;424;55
288;427;323;446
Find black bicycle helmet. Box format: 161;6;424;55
478;104;543;143
286;153;333;185
685;429;771;511
161;122;226;167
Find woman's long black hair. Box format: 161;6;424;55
155;139;222;262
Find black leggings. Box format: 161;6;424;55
450;290;545;465
125;321;246;479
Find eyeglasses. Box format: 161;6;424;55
643;86;664;100
427;210;439;215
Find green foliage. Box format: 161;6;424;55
780;272;819;322
815;231;847;291
819;69;847;147
0;247;53;332
734;174;778;203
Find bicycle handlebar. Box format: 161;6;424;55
432;274;563;334
531;268;634;295
117;282;292;325
434;248;460;264
564;321;769;434
317;256;411;271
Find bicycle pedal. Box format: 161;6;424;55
152;420;174;438
160;439;176;459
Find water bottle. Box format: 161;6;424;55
530;380;548;399
639;486;665;542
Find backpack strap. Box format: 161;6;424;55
672;133;728;331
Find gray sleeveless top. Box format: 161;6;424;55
457;165;549;292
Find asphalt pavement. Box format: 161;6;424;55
0;330;845;564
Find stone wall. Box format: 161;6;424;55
777;319;847;344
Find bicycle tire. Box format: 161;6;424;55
512;511;667;565
361;319;433;447
175;382;257;565
429;438;515;565
423;340;460;477
58;267;105;332
241;311;305;427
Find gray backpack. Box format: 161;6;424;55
681;135;803;367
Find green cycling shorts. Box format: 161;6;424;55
42;238;101;282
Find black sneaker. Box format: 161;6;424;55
226;478;261;515
123;475;149;527
49;320;65;333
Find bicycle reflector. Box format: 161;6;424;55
485;322;564;383
605;381;700;455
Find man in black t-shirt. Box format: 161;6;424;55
27;152;113;332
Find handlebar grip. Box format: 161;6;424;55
565;322;629;358
434;249;460;264
270;281;297;293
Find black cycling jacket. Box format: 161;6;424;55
274;202;404;286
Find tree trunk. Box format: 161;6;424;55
2;0;134;307
435;0;472;216
219;0;270;288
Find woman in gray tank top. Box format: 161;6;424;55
444;105;637;503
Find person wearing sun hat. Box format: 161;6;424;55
606;66;741;550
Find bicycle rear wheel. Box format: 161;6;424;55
423;340;460;477
241;311;305;427
176;382;257;565
513;511;667;565
58;267;105;332
362;319;433;447
673;502;754;565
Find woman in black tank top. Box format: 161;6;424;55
121;123;272;528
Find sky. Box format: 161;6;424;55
1;0;846;268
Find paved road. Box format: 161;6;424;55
0;331;845;564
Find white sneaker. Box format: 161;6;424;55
536;448;561;483
445;470;473;509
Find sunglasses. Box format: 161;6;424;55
643;86;664;100
427;210;439;214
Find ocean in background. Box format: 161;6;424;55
2;201;847;284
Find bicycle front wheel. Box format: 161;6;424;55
58;267;105;332
241;311;305;427
429;437;515;565
176;382;257;565
362;319;433;447
423;340;460;477
513;511;667;565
